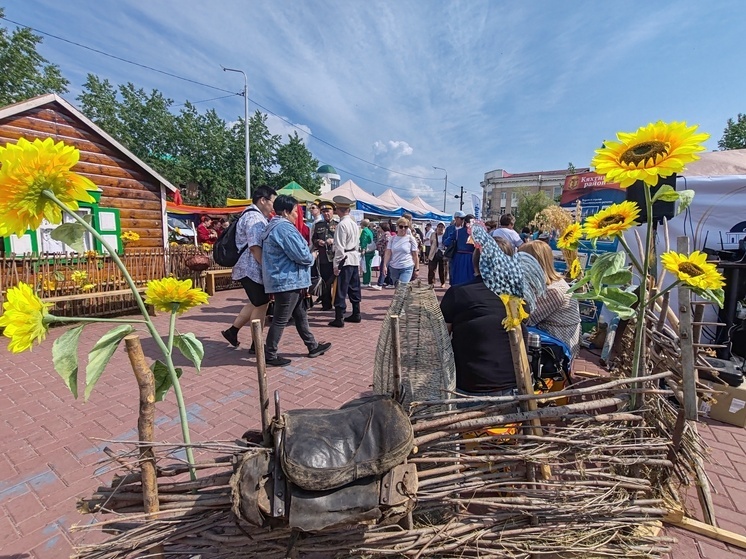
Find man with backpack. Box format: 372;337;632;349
221;185;278;351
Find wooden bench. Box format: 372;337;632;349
204;269;233;296
42;287;156;316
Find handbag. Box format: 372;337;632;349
310;263;325;298
443;242;456;259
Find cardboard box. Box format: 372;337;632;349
701;382;746;428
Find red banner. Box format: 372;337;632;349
561;172;622;205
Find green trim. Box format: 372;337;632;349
93;207;122;254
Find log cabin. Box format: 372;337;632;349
0;93;179;254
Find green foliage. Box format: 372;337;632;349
85;324;134;401
52;325;84;398
151;360;183;402
515;189;555;230
50;222;87;253
173;332;204;373
718;113;746;151
571;251;636;319
272;132;323;194
0;10;69;105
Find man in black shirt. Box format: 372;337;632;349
440;242;525;394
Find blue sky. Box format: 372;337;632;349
5;0;745;212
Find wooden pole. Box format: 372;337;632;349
390;315;402;402
251;319;271;445
123;334;164;559
677;237;697;421
506;299;550;483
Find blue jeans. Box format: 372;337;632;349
389;266;413;285
265;290;317;359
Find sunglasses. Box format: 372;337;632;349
398;225;408;229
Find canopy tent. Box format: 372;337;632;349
332;180;400;216
277;181;321;203
681;148;746;177
377;189;434;220
409;196;452;221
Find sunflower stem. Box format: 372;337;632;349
42;190;198;480
45;315;147;325
167;307;177;354
629;185;655;408
618;236;644;276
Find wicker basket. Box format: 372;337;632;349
373;282;455;409
185;254;211;272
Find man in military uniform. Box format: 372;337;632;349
329;195;362;327
311;200;338;311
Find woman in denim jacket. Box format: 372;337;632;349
261;195;331;367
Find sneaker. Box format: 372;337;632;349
370;285;382;291
383;284;394;289
308;341;332;358
221;329;239;348
265;356;291;367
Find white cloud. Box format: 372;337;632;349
265;114;312;144
372;140;414;159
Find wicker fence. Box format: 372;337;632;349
0;246;238;317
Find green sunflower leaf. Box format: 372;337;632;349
603;300;637;320
151;360;183;402
651;185;680;204
676;190;696;215
84;324;134;401
691;287;725;308
600;286;639;308
52;325;84;399
173;332;204;373
601;269;633;287
50;222;87;254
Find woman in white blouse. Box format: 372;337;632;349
382;217;420;285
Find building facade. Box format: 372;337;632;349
317;164;341;195
481;167;589;220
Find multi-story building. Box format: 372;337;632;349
480;167;589;219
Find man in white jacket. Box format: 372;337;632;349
329;195;362;327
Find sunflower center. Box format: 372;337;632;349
678;262;704;277
597;214;627;228
619;141;669;166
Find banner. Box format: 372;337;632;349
471;194;482;220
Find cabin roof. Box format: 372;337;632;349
0;93;179;193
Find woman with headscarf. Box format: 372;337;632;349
446;214;475;286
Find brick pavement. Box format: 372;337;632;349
1;286;745;558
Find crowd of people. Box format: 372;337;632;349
214;190;581;397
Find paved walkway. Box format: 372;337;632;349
1;286;745;558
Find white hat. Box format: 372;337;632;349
453;210;466;218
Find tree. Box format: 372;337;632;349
514;189;555;230
718;113;746;151
272;132;322;194
0;9;69;106
247;110;281;188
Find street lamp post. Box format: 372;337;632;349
454;185;464;211
223;67;251;199
433;166;447;212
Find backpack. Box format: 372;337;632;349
526;327;572;382
212;207;259;267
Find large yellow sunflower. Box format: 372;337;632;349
582;201;641;240
0;282;52;353
591;121;709;188
144;277;209;314
557;222;582;250
0;137;97;237
569;258;582;280
661;251;725;291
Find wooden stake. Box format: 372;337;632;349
677;237;697;421
664;510;742;547
124;334;164;559
251;319;271;445
506;299;550;482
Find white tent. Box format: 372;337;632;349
378;189;427;216
682;149;746;177
332;180;400;216
409;196;451;220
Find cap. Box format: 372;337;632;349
318;200;335;211
332;195;355;210
454;210;466;218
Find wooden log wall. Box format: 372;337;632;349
0;102;168;249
